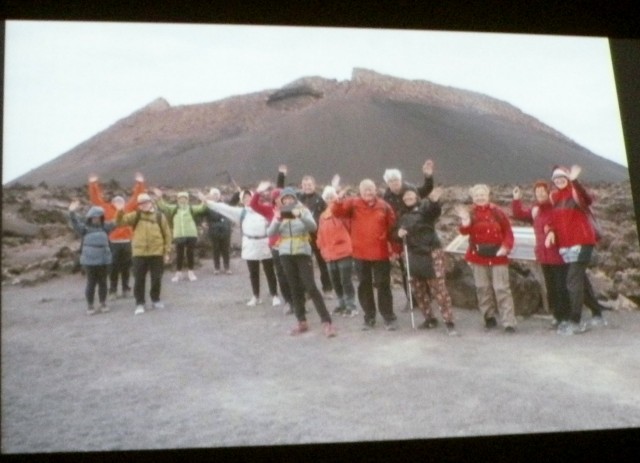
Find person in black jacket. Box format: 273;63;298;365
383;159;435;311
397;186;458;336
296;174;333;297
203;188;233;274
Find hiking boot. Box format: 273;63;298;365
384;320;399;331
484;317;498;330
289;321;309;336
362;319;376;331
247;296;262;306
171;271;183;282
134;305;145;315
445;322;459;336
322;322;337;338
272;295;282;307
99;303;110;313
187;270;197;282
589;315;607;328
86;305;97;316
152;301;165;310
504;326;516;334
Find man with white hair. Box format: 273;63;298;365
332;179;398;330
88;172;147;300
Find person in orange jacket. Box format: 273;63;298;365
88;172;146;299
316;182;358;318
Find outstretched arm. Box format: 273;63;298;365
87;174;109;208
125;172;146;212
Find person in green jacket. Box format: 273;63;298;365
116;193;172;315
152;188;208;283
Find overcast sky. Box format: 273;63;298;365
2;21;629;184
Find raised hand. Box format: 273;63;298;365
135;172;144;182
454;204;470;225
278;165;288;175
196;191;207;202
397;227;408;238
569;165;582;181
512;186;522;200
422;159;434;176
331;174;341;190
88;174;98;183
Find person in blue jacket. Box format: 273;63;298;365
69;199;116;315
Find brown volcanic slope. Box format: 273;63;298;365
10;69;628;189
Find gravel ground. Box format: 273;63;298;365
2;257;639;455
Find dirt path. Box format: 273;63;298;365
2;258;640;454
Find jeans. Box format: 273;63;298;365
109;241;132;293
354;259;395;324
132;256;164;305
327;257;356;310
280;254;331;323
85;265;109;306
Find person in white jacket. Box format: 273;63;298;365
199;189;280;306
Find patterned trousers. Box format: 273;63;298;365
409;248;454;323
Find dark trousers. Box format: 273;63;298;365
132;256;164;305
567;261;589;323
175;237;197;271
281;254;331;323
272;248;292;304
210;234;231;270
541;264;570;322
246;259;278;298
85;265;109;306
355;259;395;324
310;237;333;292
327;257;357;309
109;241;132;293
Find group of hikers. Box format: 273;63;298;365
68;160;608;337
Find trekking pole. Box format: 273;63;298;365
403;236;416;330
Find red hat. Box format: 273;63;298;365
551;165;570;180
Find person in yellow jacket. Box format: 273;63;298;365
116;193;172;315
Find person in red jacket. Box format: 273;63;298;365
455;184;517;332
512;181;569;330
88;172;146;299
316;184;358;317
545;165;601;335
331;179;398;330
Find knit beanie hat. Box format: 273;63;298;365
551;165;570;180
86;206;105;218
280;187;298;201
177;191;189;199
